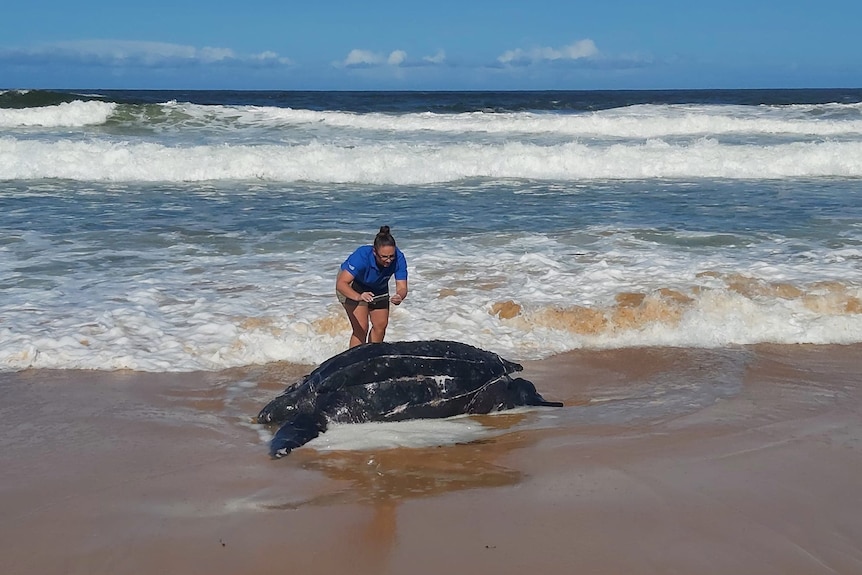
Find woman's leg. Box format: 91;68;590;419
368;306;390;343
342;300;370;348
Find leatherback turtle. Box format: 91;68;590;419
257;340;563;458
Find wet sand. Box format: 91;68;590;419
1;344;861;574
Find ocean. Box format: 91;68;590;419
2;88;862;372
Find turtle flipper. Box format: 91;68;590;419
269;412;327;459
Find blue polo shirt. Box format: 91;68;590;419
340;245;408;295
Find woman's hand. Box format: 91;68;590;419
359;291;375;303
393;280;408;306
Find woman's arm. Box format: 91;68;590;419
336;269;373;302
391;279;408;305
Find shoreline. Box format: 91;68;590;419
2;343;861;574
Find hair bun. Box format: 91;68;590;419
373;225;397;249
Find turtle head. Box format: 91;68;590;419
509;377;564;407
270;411;328;458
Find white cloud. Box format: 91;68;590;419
198;46;236;63
53;40;228;63
343;48;411;67
498;39;599;65
423;50;446;64
344;49;382;66
387;50;407;66
0;40;292;68
252;51;293;65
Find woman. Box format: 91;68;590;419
336;225;408;348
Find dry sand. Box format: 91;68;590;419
1;344;861;574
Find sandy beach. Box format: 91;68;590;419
1;343;861;574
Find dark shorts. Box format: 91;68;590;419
337;282;390;310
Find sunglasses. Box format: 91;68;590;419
375;251;396;260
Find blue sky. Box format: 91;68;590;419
2;0;860;90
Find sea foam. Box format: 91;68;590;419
0;100;116;128
2;138;862;183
